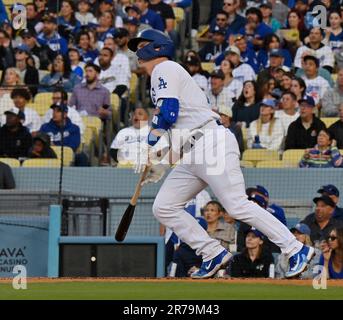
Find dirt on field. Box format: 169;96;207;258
0;277;343;287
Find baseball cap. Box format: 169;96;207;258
4;107;25;120
248;193;268;209
125;5;141;14
113;28;129;38
42;15;57;24
20;29;36;38
50;103;68;113
269;49;283;57
255;185;269;198
225;45;241;56
100;0;114;4
317;184;340;197
261;98;276;108
212;25;226;36
123;17;140;26
290;223;311;236
260;1;272;9
210;69;225;80
299;95;315;108
218;106;232;118
246;227;265;240
15;44;31;54
185;55;200;66
313;195;336;208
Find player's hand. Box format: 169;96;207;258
134;143;150;174
141;164;166;186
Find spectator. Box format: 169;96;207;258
171;217;208;278
290;76;306;102
110;107;149;165
302;195;343;245
203;201;236;251
328;105;343;149
220;59;243;100
276;91;300;137
8;88;41;135
260;1;282;33
37;15;68;57
279;9;307;59
319;227;343;279
209;10;229;35
40;104;81;152
135;0;164;32
294;27;334;72
275;223;321;279
34;0;49;21
0;161;15;189
69;62;111;119
97;0;123;27
42;88;85;138
123;16;142;38
76;30;99;63
68;48;85;79
300;55;330;106
248;98;284;150
183;55;208;93
199;26;228;62
20;29;52;70
322;69;343;117
0;29;15;71
232;80;261;128
39;54;81;93
28;132;57;159
257;34;293;71
269;0;290;25
96;11;117;48
224;46;256;84
299;129;343;168
238;7;273;49
323;10;343;53
57;0;82;40
117;0;132;19
317;185;343;222
76;0;97;26
208;69;234;112
229;227;274;278
125;4;152;32
0;107;32;159
285;95;326;150
218;106;244;153
280;72;293;93
14;44;39;97
25;2;42;36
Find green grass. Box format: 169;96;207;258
0;282;343;300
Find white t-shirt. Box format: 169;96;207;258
97;53;131;93
0;93;15;119
224;78;243;100
23;107;41;133
232;63;256;84
248;118;284;151
294;45;335;69
302;75;331;105
275;110;299;136
42;106;85;137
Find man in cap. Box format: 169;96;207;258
301;195;343;244
224;45;256;84
134;0;164;32
318;185;343;221
0;107;32;159
294;27;334;72
199;25;228;62
123;16;143;38
285;95;326;150
301;55;330;105
37;15;68;56
208;69;234;112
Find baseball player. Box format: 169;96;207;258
128;29;315;279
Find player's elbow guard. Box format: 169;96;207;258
152;98;179;131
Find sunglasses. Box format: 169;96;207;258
328;236;337;241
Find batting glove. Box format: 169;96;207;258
141;164;166;186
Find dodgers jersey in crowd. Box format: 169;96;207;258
150;60;220;130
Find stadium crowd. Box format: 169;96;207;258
0;0;343;278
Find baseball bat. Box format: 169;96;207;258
115;166;150;242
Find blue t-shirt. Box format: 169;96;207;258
239;22;273;45
140;9;164;32
319;255;343;279
257;48;293;69
328;32;343;52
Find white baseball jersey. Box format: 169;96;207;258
294;44;334;69
150;60;220;130
224;79;243;100
302;75;330;105
232;63;256;85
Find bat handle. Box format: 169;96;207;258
130;165;150;206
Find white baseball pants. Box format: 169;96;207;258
153;122;303;261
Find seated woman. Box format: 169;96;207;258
247;98;284;151
39;54;81;93
220;59;243;100
299;129;343;168
228;227;274;278
318;227;343;279
28;132;57;159
203;201;236;251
